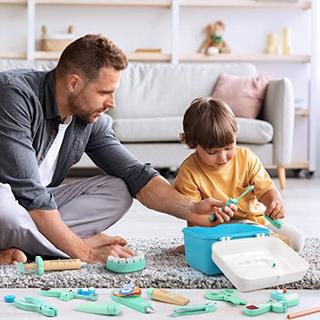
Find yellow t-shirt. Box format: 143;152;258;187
175;147;275;225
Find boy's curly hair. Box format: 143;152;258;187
180;97;238;149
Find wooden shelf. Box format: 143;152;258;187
265;162;309;170
180;0;311;10
180;53;311;63
0;0;26;4
35;0;171;6
34;51;171;62
127;52;171;62
295;108;310;116
34;51;61;60
0;51;27;59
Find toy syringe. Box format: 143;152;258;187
17;256;87;276
209;185;255;222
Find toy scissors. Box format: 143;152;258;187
206;289;247;305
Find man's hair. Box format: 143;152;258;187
55;34;128;80
180;97;238;149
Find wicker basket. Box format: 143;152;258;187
40;25;75;52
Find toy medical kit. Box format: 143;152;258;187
17;256;86;275
271;289;299;307
111;289;154;313
14;296;58;317
206;289;247;305
147;288;189;306
4;294;16;303
209;185;254;222
77;287;96;296
212;234;308;291
75;302;121;316
183;223;269;275
183;223;308;291
171;302;217;317
287;307;320;319
40;288;98;301
105;251;146;273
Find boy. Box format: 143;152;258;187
175;97;304;251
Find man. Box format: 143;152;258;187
0;34;235;265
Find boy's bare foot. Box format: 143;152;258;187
83;233;127;249
171;244;185;254
0;248;27;265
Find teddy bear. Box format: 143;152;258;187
199;21;231;55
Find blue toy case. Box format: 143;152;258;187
182;223;270;275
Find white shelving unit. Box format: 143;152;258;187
0;0;316;173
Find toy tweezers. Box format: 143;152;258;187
210;185;255;222
14;296;58;317
206;289;247;305
172;302;217;317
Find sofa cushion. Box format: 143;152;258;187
113;117;273;145
237;118;273;144
212;72;271;118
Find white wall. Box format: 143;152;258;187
0;3;317;173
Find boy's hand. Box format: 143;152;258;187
214;204;237;224
189;198;237;226
265;199;285;219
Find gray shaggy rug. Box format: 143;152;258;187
0;237;319;289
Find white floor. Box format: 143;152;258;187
1;177;319;319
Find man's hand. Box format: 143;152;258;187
188;198;237;227
265;199;285;219
87;244;134;264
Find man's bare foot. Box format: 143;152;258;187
0;248;27;265
171;244;185;254
83;233;127;249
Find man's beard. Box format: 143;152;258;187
68;94;94;124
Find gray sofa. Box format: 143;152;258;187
0;60;294;189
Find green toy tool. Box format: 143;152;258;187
14;296;58;317
75;302;121;316
106;251;146;273
264;215;283;229
244;290;299;317
172;302;217;317
206;289;247;305
271;289;299;307
111;291;154;313
209;185;255;222
40;288;98;301
244;300;288;316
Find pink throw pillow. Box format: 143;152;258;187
211;72;271;118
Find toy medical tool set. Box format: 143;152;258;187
4;287;306;318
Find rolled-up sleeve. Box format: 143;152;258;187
85;114;159;197
0;85;56;210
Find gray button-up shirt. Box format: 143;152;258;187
0;69;159;210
